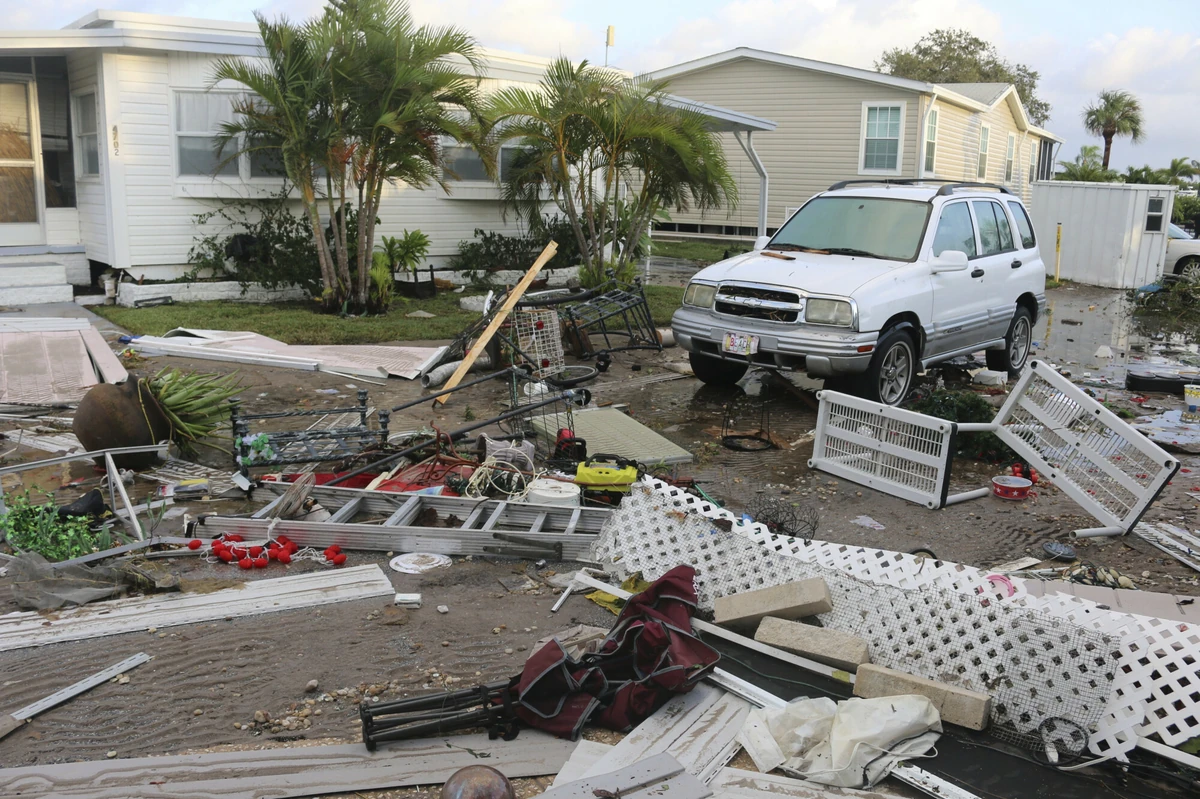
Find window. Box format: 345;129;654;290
977;125;990;180
860;103;904;174
1004;134;1016;183
933;202;977;258
175;91;237;176
1029;143;1037;184
73;92;99;176
444;143;529;182
971;200;1015;256
924;109;938;175
1146;197;1165;233
770;196;931;261
1007;201;1036;249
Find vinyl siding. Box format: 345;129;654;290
652;58;922;232
44;208;80;246
928;97;1043;204
111;51;531;271
68;50;108;263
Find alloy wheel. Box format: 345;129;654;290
878;340;913;405
1010;315;1032;369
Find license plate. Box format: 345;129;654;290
721;331;759;355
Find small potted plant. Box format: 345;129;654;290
381;229;434;299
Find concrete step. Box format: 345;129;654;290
0;262;69;288
2;284;76;305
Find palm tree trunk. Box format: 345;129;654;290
1102;134;1114;170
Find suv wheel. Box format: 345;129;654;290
986;306;1033;374
864;328;917;406
1176;256;1200;280
689;352;749;386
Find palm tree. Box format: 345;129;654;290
1121;165;1170;185
1165;157;1197;187
1056;145;1118;182
490;58;737;284
1082;89;1145;170
212;0;486;312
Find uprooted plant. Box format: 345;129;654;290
142;368;243;454
0;491;112;562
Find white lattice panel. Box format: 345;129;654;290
636;477;1200;759
593;485;1118;750
809;391;955;509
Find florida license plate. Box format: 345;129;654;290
721;331;759;356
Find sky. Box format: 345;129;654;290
13;0;1200;171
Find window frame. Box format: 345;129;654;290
931;199;978;259
1004;133;1016;183
1006;200;1037;249
441;140;528;184
924;107;938;176
857;100;906;177
1146;197;1166;233
171;88;287;187
1029;142;1037;185
969;199;1018;258
71;88;99;180
977;125;990;180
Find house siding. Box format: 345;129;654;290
68;49;108;263
108;50;533;274
927;97;1045;204
653;58;922;234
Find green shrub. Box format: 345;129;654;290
906;389;1016;462
449;219;582;286
578;258;638;289
369;252;394;313
0;491;111;561
379;229;432;278
1173;194;1200;230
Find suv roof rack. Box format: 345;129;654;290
826;178;1014;196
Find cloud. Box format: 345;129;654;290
409;0;593;59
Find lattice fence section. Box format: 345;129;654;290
592;486;1119;752
994;361;1179;532
809;391;955;509
637;477;1200;759
510;309;564;380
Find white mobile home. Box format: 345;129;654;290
0;10;773;305
1029;181;1177;288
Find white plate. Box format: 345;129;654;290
721;331;759;356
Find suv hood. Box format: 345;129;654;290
691;251;895;296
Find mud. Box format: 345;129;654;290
1;283;1199;780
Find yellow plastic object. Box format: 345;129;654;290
575;457;638;492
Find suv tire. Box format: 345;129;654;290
986;306;1033;375
1175;256;1200;280
689;352;749;386
863;328;917;406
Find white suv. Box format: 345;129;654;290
672;181;1046;404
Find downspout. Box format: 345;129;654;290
918;92;937;179
734;130;768;237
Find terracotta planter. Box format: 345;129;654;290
73;379;172;469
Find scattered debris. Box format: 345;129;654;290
851;515;886;530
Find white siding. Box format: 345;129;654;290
1030;181;1176;288
652;59;922;233
44;208;80;246
110;51;531;273
68;50;108;263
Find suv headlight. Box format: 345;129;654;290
805;299;854;327
683;283;716;308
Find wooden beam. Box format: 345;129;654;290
433;240;557;404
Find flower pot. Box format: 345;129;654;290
397;278;437;300
73;379;172;469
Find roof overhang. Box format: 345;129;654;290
0;27;264;57
661;95;777;133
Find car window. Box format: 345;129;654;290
1007;201;1036;249
972;201;1005;256
932;202;977;258
993;202;1015;251
769;196;931;261
1169;223;1192;240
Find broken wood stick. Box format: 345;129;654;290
433;241;558;405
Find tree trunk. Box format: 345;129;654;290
1102;134;1114;170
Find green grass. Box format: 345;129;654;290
650;238;750;265
93;285;687;345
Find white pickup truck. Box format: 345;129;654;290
671;181;1047;404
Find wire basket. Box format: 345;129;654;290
509;308;565;380
505;372;577;462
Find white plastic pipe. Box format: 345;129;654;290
1070;526;1125;539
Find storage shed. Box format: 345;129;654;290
1029;181;1177;288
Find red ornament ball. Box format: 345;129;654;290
331;553;348;566
187;539;203;550
238;557;253;569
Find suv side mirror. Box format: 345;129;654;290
931;250;969;273
753;235;771;251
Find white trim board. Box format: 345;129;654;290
0;564;394;652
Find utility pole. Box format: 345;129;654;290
605;26;615;67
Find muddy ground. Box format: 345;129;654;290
1;283;1198;793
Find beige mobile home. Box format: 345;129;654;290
647;48;1063;239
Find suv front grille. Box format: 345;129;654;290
714;283;803;323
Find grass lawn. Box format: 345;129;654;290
93;285;686;345
650;238;751;265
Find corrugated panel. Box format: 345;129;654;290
0;331;97;406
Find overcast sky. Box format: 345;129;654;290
17;0;1199;171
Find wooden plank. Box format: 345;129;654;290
78;327;129;384
433;241;557;405
0;565;393;652
670;692;751;783
0;731;575;799
582;683;724;779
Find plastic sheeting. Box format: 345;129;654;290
5;552;180;610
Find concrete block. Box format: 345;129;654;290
853;663;991;730
714;578;832;631
753;617;869;672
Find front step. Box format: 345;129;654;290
0;260;74;305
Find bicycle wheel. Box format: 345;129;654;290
544;365;599;388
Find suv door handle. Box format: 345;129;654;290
971;268;985;278
1011;259;1022;268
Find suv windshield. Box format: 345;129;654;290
769;196;931;261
